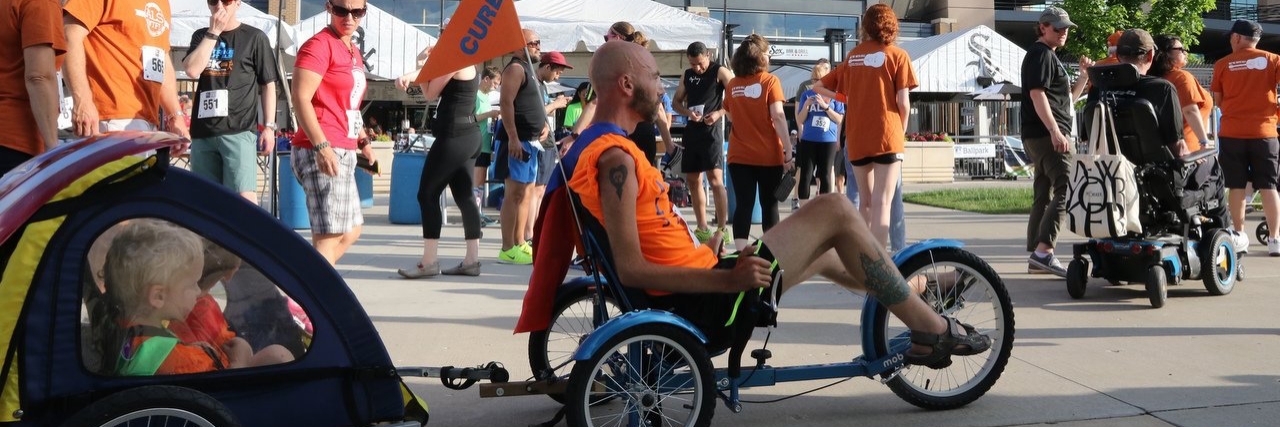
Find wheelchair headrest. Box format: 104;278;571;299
1088;63;1142;91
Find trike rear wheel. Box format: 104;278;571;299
528;284;621;403
60;385;240;427
565;323;714;427
873;247;1014;410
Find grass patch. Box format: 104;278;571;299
903;187;1034;214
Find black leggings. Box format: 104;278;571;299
418;132;482;240
796;140;837;199
0;145;33;177
727;163;783;240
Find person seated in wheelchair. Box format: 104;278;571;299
1085;29;1229;230
559;41;991;369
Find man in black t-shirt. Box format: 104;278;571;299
1020;6;1093;278
181;0;278;204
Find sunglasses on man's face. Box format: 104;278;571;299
329;1;367;18
527;40;542;48
207;0;233;6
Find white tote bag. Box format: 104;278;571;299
1066;103;1143;238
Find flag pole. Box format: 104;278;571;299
269;0;295;217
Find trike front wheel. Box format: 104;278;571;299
873;247;1015;410
565;323;714;427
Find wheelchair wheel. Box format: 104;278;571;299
60;385;240;427
528;284;621;404
1146;265;1167;308
565;323;714;427
1200;230;1237;296
1257;222;1268;246
873;247;1014;410
1066;259;1088;299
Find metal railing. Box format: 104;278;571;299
950;135;1029;180
910;100;1023;137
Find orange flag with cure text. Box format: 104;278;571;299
416;0;525;83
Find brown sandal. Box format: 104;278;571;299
904;317;992;369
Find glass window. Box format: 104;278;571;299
713;11;858;41
82;219;310;376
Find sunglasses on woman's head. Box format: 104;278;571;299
329;1;367;18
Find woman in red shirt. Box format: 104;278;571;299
722;34;794;250
813;4;918;248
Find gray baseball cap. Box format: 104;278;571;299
1040;6;1078;30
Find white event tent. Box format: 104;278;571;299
899;25;1025;94
170;0;296;49
514;0;721;53
292;4;438;80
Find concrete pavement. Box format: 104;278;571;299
315;182;1278;427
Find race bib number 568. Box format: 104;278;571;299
141;46;166;83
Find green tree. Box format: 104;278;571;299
1058;0;1217;60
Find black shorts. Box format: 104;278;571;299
1219;137;1280;190
475;152;492;168
681;123;724;173
535;144;558;185
849;152;903;166
648;241;779;350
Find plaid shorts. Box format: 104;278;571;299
292;147;363;234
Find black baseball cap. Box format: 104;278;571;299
1231;19;1262;38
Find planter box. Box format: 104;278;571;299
901;140;955;184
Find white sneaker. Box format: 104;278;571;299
1269;237;1280;257
1231;231;1250;254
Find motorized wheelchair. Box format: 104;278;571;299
517;158;1016;427
1065;64;1242;308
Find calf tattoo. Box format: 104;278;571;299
609;164;628;199
859;252;910;305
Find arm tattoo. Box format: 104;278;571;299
608;164;628;200
859;252;911;306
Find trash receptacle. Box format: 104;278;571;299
355;168;374;208
277;153;310;230
389;151;425;224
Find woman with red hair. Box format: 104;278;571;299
813;4;918;248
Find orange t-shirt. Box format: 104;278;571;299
0;0;64;156
169;294;236;347
1164;68;1211;152
1211;47;1280;139
568;133;718;281
64;0;171;125
820;41;918;162
123;326;228;375
723;72;786;166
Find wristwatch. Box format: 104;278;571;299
264;122;278;131
313;141;331;151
